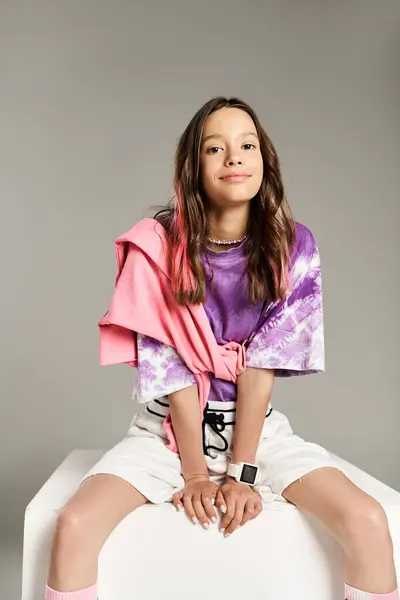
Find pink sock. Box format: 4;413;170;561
345;582;399;600
45;582;97;600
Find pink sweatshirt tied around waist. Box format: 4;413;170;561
98;218;247;452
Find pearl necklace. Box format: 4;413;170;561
207;234;247;246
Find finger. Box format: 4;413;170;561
172;491;184;512
224;499;245;535
183;495;198;525
241;499;256;526
253;493;263;516
253;500;263;518
215;490;227;515
192;495;211;529
219;497;236;533
202;493;217;523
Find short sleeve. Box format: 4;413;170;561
132;334;197;403
246;225;325;377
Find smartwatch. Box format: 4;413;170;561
227;462;259;487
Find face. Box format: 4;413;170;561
199;107;263;208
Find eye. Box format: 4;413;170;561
207;146;222;154
206;143;257;154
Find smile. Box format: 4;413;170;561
221;175;250;183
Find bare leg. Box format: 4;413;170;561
282;467;397;594
47;474;148;592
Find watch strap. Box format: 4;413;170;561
227;462;241;479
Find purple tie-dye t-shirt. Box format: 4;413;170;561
201;238;264;402
132;222;325;404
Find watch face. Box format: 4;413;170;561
240;464;258;485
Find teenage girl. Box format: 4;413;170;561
45;96;398;600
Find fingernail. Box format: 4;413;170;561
211;498;215;505
220;527;225;534
192;517;198;525
224;532;231;538
177;504;184;512
211;516;217;523
220;505;227;513
203;522;210;530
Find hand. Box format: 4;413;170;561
216;477;262;536
172;475;218;529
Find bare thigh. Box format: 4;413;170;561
281;466;388;545
54;473;148;553
281;467;397;593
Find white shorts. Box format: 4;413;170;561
79;399;347;505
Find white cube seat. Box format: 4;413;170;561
22;449;400;600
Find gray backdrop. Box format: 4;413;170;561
1;0;399;544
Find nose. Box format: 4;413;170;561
227;157;243;166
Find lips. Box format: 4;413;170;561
222;174;250;182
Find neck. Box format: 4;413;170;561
206;204;249;243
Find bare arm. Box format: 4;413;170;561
168;368;275;479
216;367;275;535
231;367;275;465
169;385;219;527
168;384;208;481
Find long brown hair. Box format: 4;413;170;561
154;96;297;306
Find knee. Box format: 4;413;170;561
52;505;95;557
337;497;392;552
